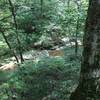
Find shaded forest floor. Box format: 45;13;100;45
0;46;82;100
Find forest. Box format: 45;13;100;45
0;0;100;100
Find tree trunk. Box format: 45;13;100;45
70;0;100;100
8;0;24;63
0;29;19;63
75;18;79;56
75;0;80;55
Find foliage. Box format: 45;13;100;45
0;0;88;57
0;0;88;100
0;48;81;100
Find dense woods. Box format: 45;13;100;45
1;0;99;100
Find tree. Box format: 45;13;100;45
70;0;100;100
8;0;24;62
74;0;81;55
0;29;19;63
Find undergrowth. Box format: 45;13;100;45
0;47;81;100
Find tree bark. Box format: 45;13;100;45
70;0;100;100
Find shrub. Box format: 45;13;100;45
0;56;80;100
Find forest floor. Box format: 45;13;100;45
0;45;82;71
0;46;82;100
0;37;82;99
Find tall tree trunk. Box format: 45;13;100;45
0;29;19;63
8;0;24;63
75;0;80;55
70;0;100;100
75;18;79;55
